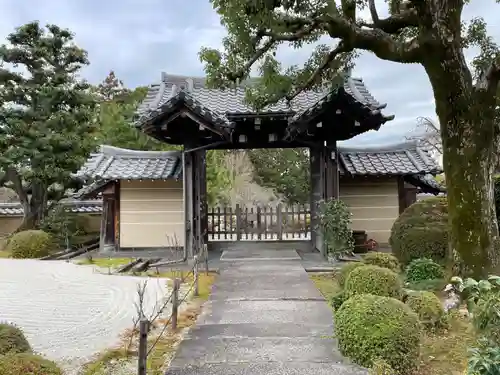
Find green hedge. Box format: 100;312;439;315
0;323;31;355
0;352;62;375
389;197;448;267
6;230;53;259
344;265;403;300
335;294;420;374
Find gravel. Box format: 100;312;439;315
0;258;183;373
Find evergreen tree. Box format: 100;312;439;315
0;21;98;229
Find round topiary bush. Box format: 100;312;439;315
335;294;420;374
363;252;400;272
405;258;445;283
6;230;53;259
345;265;403;299
0;323;31;355
404;291;444;330
338;262;366;287
389;197;448;267
0;352;63;375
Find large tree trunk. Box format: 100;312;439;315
18;183;48;231
425;59;500;278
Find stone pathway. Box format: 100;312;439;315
165;249;367;375
0;259;170;372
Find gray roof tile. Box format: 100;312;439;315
135;73;394;127
77;145;182;180
338;141;441;176
0;200;102;217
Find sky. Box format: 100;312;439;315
0;0;499;146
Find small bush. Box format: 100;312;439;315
6;230;53;259
473;292;500;345
363;252;400;272
0;323;31;355
329;291;347;311
335;294;420;373
0;352;62;375
405;258;444;283
338;262;366;287
345;265;403;300
405;291;444;330
369;358;396;375
389;197;448;266
40;206;88;245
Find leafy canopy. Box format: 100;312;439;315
200;0;500;109
0;21;98;225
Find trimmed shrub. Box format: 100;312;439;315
330;291;347;311
338;262;366;287
345;265;403;300
0;323;31;355
0;352;63;375
335;294;420;374
389;197;448;266
6;230;53;259
369;359;396;375
363;252;400;272
405;291;444;330
405;258;445;283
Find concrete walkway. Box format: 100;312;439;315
165;249;367;375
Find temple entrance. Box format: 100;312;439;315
134;73;394;259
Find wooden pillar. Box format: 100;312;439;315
198;150;209;245
99;183;117;253
310;144;325;257
324;140;339;200
183;150;194;258
192;150;204;257
398;177;417;214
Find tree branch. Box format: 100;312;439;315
325;14;422;64
359;2;418;35
285;41;353;102
476;55;500;95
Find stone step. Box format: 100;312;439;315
165;362;368;375
198;300;333;326
185;322;334;339
168;337;344;366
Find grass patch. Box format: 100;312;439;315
0;250;10;258
76;257;134;267
80;271;217;375
309;272;341;300
416;310;475;375
310;272;474;375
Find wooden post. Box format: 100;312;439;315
203;243;209;275
235;204;241;241
194;255;199;297
277;203;283;241
137;319;149;375
171;278;180;330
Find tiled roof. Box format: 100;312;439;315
77;145;182;180
135;73;394;127
338;141;441;176
0;200;102;217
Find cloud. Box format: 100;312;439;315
0;0;499;146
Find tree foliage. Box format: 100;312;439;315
0;22;98;229
200;0;500;277
248;148;309;203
